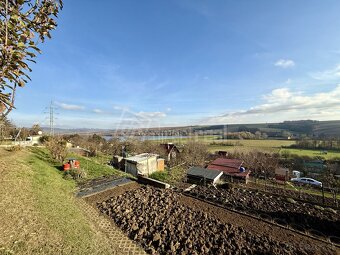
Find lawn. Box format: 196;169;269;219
207;139;295;153
205;139;340;159
279;148;340;160
71;154;126;179
0;148;119;255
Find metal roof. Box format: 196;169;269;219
210;158;243;169
187;167;223;180
207;164;250;178
125;153;159;163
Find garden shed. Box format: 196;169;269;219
125;153;163;177
187;166;223;185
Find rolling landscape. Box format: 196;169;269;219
1;1;340;255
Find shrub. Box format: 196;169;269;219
7;145;22;152
149;171;169;182
68;168;86;180
46;137;67;163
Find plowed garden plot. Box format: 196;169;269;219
247;183;339;208
187;185;340;238
98;186;337;255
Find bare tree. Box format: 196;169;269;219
46;137;67;163
181;140;209;167
323;162;340;207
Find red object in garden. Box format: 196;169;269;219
74;160;80;169
63;163;71;171
63;158;81;171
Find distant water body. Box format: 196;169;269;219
103;135;189;141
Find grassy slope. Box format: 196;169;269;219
0;148;117;255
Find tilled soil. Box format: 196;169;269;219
187;185;340;237
247;183;339;208
98;186;336;255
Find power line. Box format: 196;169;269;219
44;101;58;136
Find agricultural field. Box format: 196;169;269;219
204;139;340;159
154;136;340;159
280;148;340;160
207;139;295;153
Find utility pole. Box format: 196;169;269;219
44;101;57;136
223;124;228;140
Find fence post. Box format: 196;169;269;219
322;186;325;206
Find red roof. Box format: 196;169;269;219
207;158;249;178
209;158;243;169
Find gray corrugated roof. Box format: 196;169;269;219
187;167;223;180
125;153;159;163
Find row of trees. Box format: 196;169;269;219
228;151;279;179
0;117;41;141
291;139;340;150
222;131;268;140
62;134;210;168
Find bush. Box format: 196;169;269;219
46;137;67;163
68;168;86;180
149;171;170;182
63;172;74;180
7;145;22;152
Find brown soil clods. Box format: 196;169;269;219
98;186;337;255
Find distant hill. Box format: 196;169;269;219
40;120;340;138
193;120;340;138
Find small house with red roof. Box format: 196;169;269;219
207;158;250;183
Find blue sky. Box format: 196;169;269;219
10;0;340;129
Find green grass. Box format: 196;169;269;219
207;139;295;153
73;155;125;179
202;139;340;159
149;167;186;185
30;147;126;180
279;148;340;160
149;171;170;182
0;148;116;254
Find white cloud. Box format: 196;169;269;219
206;85;340;124
113;105;130;112
135;111;167;119
274;59;295;68
56;102;85;111
310;64;340;81
93;109;103;114
166;107;172;112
